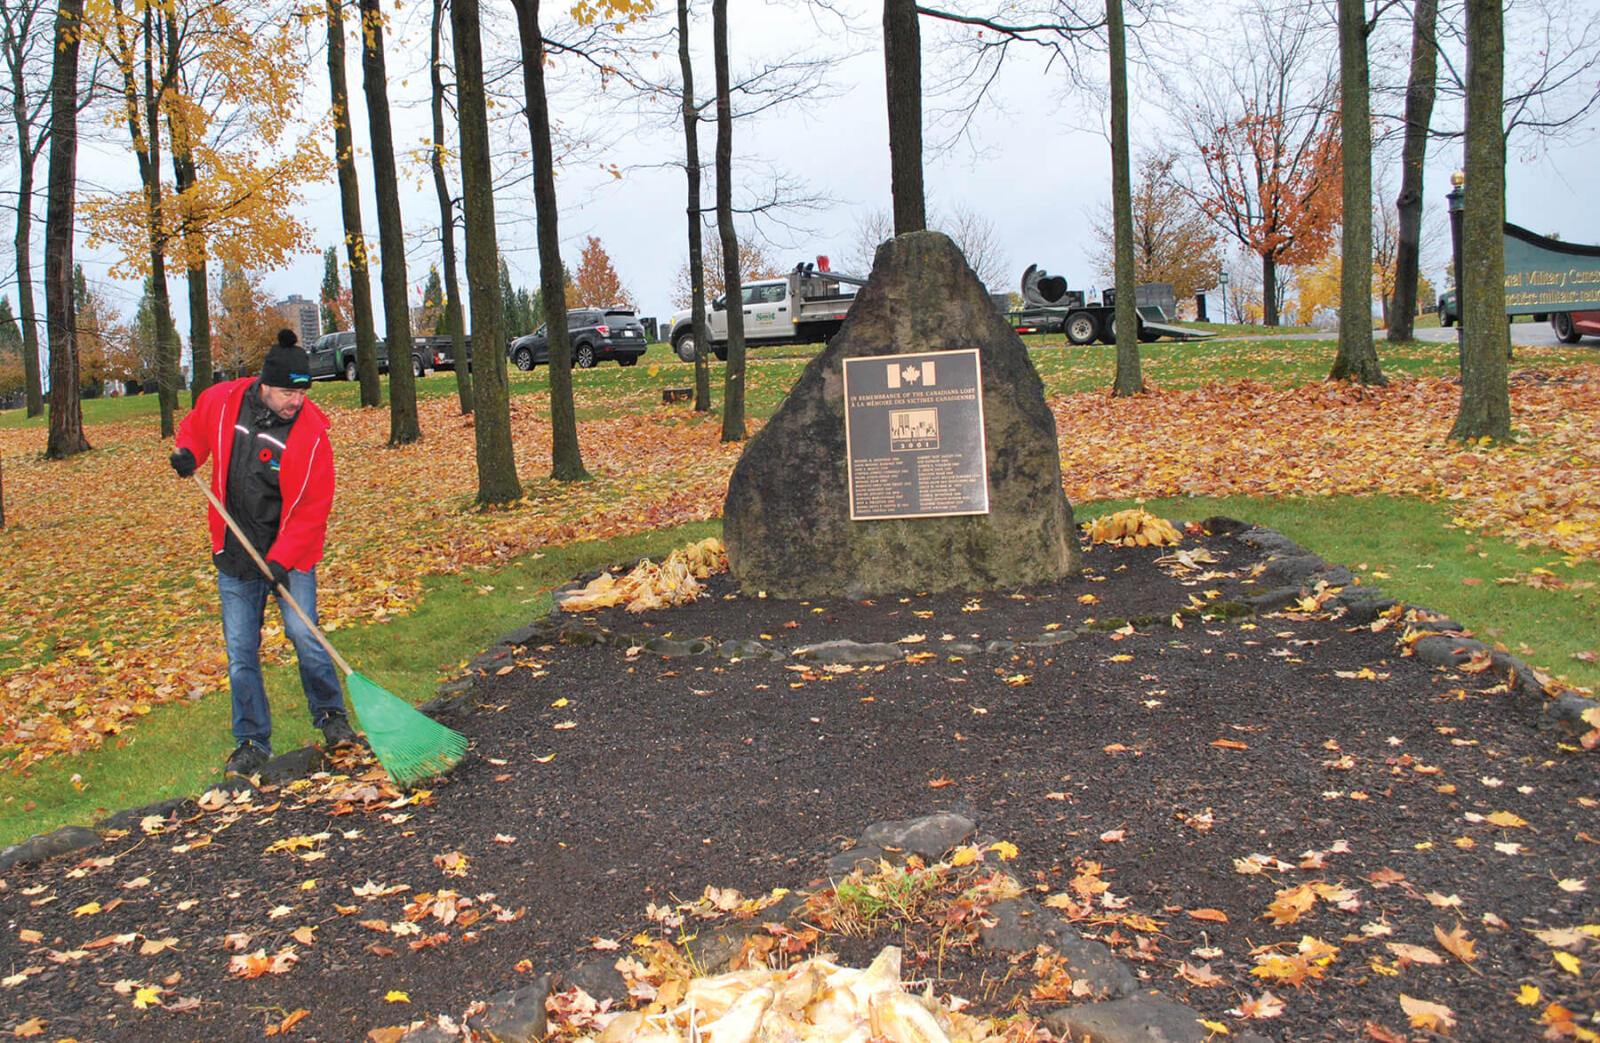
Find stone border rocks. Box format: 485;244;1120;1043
436;519;1597;743
395;812;1270;1043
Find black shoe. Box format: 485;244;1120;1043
225;741;269;777
319;713;358;748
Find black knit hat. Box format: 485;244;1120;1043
261;329;311;389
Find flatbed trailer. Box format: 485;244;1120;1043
1011;265;1214;344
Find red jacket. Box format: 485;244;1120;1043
175;378;336;572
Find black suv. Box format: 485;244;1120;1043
509;308;648;370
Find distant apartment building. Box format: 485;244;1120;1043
275;295;321;346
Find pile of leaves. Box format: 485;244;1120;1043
559;538;727;614
1;363;1597;774
1083;508;1184;547
575;946;1007;1043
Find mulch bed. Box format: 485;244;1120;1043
2;522;1596;1042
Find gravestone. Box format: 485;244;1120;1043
723;231;1079;598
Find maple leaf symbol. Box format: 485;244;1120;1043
901;364;922;384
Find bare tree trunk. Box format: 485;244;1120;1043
1389;0;1436;343
118;4;180;437
429;0;471;415
1107;0;1142;397
1329;0;1385;385
12;162;43;417
713;0;745;443
359;0;419;445
325;0;381;406
677;0;710;412
44;0;87;459
1449;0;1510;441
162;10;210;403
512;0;586;480
5;0;47;417
883;0;924;234
1262;253;1278;327
449;0;519;503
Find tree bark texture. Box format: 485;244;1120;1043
116;4;180;437
677;0;709;412
429;0;472;415
359;0;420;444
1262;254;1278;328
883;0;924;234
513;0;586;480
325;0;381;407
44;0;87;459
713;0;745;443
1388;0;1437;343
1330;0;1385;385
449;0;520;503
1449;0;1510;441
7;38;44;418
1107;0;1142;397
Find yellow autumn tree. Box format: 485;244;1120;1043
78;0;327;413
1292;252;1341;325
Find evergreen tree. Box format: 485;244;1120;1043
320;245;343;333
0;297;22;398
420;264;445;335
0;297;19;358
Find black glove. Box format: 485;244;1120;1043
169;448;197;478
267;560;291;590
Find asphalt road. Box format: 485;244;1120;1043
1412;317;1573;349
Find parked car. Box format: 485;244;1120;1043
508;308;648;370
1552;310;1600;343
1437;290;1458;327
308;331;429;381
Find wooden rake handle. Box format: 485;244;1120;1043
190;473;355;677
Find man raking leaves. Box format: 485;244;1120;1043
170;331;468;786
169;330;353;777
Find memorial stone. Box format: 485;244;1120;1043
723;231;1080;598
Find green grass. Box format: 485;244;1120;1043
0;522;716;848
1087;494;1600;691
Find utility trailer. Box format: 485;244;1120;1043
1011;265;1213;344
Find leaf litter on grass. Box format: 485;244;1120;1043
2;364;1598;772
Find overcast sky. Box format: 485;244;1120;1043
50;0;1600;344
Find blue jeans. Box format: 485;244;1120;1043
217;567;346;754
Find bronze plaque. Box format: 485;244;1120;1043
843;349;989;520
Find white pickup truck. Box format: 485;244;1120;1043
667;259;867;362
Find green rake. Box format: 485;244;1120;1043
192;475;468;786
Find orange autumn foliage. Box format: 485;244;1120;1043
1;359;1597;771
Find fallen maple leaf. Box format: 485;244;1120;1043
1177;961;1225;987
1188;908;1229;923
927;777;954;788
1263;884;1318;926
1387;942;1444;966
1433;923;1477;965
1399;993;1456;1032
1235;990;1285;1019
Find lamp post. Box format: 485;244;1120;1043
1447;170;1465;378
1219;271;1230;325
